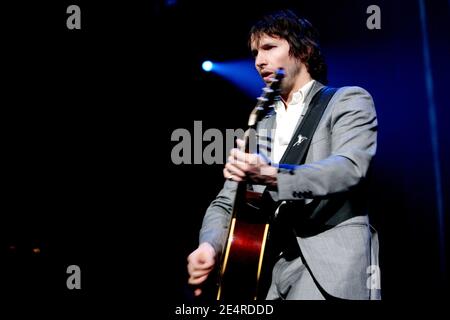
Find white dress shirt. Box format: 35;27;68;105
273;79;315;163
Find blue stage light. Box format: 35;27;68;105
202;61;213;72
209;59;264;98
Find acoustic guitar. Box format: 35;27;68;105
216;69;285;301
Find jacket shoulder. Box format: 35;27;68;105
330;86;376;113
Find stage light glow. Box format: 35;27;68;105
202;61;213;72
208;59;264;98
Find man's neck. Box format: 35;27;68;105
281;73;313;107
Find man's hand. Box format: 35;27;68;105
224;139;278;186
187;242;216;297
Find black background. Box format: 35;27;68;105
1;0;449;317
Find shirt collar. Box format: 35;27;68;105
275;79;315;112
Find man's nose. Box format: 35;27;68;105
255;53;267;70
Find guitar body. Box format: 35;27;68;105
217;187;278;300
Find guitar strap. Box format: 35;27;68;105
268;86;337;250
279;86;337;166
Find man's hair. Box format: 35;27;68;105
249;9;328;84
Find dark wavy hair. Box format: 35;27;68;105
249;9;328;84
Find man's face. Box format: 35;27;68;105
250;34;302;93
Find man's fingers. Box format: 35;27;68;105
187;253;214;266
194;288;202;297
186;244;217;297
229;148;247;162
188;274;209;285
236;138;245;149
188;264;213;278
189;268;213;279
228;156;247;168
223;167;244;182
190;261;214;271
188;260;214;275
225;162;246;178
230;148;259;165
188;264;213;275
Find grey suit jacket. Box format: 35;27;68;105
199;81;381;300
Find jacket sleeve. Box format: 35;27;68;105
277;86;377;200
199;180;237;256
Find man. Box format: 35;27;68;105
187;10;380;300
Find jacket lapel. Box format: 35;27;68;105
292;81;325;133
256;81;325;164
